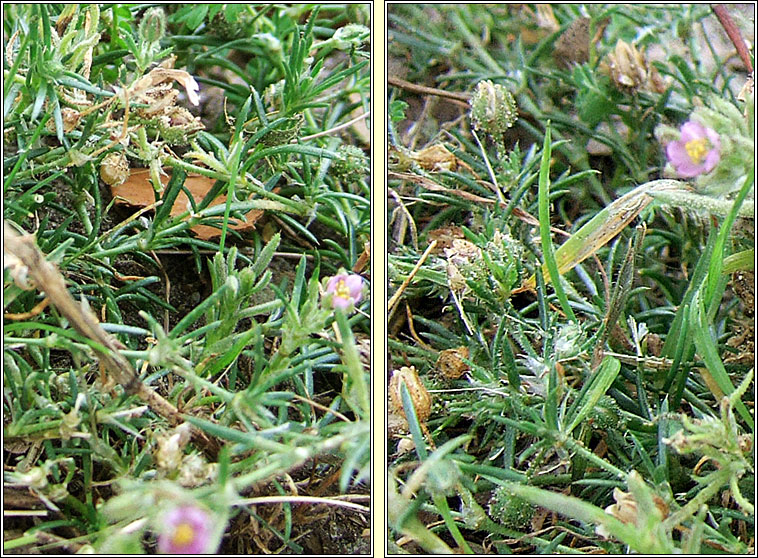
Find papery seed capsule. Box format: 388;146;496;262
99;152;130;186
437;347;469;379
389;366;432;422
553;17;590;67
46;107;82;134
61;108;82;132
606;40;647;90
396;437;415;455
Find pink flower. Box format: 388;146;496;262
326;273;364;310
665;120;720;177
157;506;214;554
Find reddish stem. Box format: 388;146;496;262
711;4;753;73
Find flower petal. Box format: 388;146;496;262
344;275;364;298
158;506;213;554
705;127;721;151
680;120;706;143
326;275;345;293
184;77;200;106
674;161;704;177
667;142;702;177
703;150;720;173
665;140;690;166
332;295;352;310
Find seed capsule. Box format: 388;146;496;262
99;152;130;186
437;347;470;379
389;366;432;422
46;107;82;134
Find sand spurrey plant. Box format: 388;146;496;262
157;505;218;554
4;4;370;554
325;271;365;311
664;119;722;178
388;4;753;554
653;94;754;217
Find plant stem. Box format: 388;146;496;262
711;5;753;73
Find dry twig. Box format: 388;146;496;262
3;221;182;424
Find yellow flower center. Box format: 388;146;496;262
334;279;351;299
685;138;709;164
171;523;196;547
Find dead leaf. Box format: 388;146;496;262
535;5;560;32
410;144;458;172
110;168;263;241
352;242;370;274
426;225;465;254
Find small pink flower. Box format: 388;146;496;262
665;120;720;177
158;505;214;554
326;273;364;310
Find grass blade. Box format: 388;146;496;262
537;121;576;322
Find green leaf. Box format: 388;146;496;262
565;355;621;435
522;179;687;291
185;415;290;452
154;167;187;224
185;6;209;30
537;121;576;322
335;309;369;419
389;100;409;123
30;82;49;121
692;289;753;426
250;233;281;279
705;170;754;315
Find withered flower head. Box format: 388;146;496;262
603;40;667;93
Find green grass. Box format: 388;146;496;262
3;4;370;554
387;4;753;554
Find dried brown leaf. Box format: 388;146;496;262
111;168;263;240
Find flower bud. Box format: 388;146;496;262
208;10;251;40
554;322;582;359
489;486;535;530
139;7;166;44
426;459;460;496
331;145;369;180
333;24;370;50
